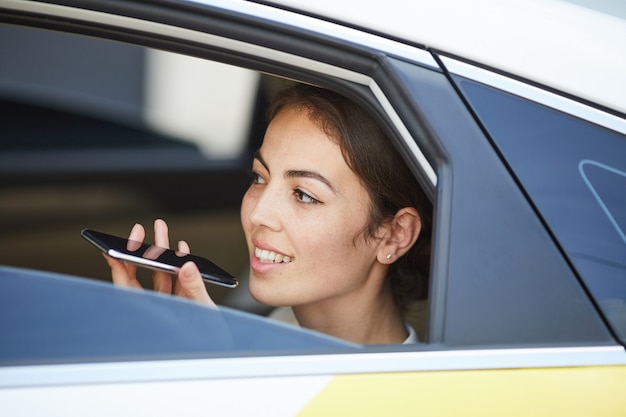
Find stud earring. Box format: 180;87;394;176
386;253;392;259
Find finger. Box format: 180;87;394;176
153;270;173;294
169;240;190;295
178;240;191;254
144;245;166;260
153;218;170;249
152;219;173;293
125;223;146;277
176;261;216;307
129;223;145;242
104;253;142;289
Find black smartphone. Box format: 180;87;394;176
81;229;238;288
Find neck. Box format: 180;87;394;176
293;284;407;345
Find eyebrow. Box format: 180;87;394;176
254;151;337;194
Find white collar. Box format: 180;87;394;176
268;306;419;344
403;322;418;344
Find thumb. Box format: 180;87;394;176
177;261;216;307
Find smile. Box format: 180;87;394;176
254;247;293;264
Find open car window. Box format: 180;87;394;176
0;19;434;357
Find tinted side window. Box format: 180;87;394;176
455;78;626;342
391;58;611;346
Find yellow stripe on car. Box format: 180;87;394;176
298;366;626;416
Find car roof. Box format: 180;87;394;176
255;0;626;116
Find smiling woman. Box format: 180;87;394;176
107;83;432;345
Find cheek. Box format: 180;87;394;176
300;229;375;294
302;222;360;264
240;189;254;231
319;210;376;263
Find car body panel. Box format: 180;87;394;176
2;363;626;416
0;375;333;417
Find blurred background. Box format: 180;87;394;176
0;23;287;312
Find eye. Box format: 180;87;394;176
294;188;321;205
247;170;266;185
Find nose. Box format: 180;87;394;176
243;183;282;231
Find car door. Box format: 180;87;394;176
1;1;625;416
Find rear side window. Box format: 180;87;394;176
454;78;626;343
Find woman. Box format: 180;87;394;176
106;83;431;344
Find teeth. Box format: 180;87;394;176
255;247;292;264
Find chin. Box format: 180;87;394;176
249;280;296;308
248;279;276;306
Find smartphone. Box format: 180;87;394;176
81;229;238;288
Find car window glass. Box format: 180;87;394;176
0;266;355;366
454;78;626;342
580;160;626;246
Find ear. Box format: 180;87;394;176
376;207;421;264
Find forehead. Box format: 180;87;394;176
259;107;368;194
261;107;343;164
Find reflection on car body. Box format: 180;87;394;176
0;0;625;415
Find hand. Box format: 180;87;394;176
104;219;216;307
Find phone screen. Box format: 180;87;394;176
81;229;238;288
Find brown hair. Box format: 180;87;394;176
267;83;432;311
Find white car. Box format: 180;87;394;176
1;0;625;415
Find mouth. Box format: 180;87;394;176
254;247;293;264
